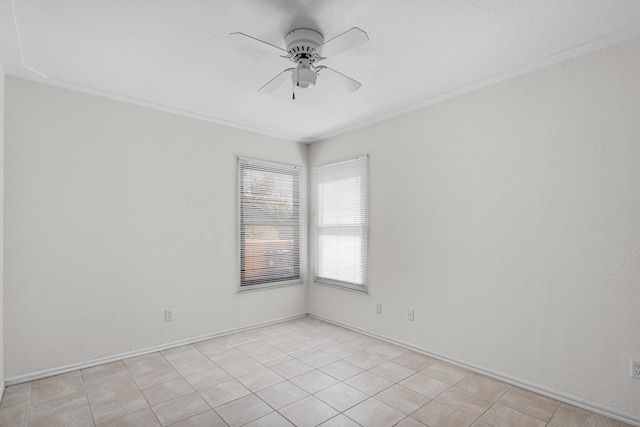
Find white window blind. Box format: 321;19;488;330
314;155;368;292
239;157;301;289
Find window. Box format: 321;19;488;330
239;157;301;290
313;155;369;292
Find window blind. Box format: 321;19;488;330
314;155;368;291
239;157;301;288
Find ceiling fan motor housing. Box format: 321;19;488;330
285;29;324;89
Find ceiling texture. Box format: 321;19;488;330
1;1;640;143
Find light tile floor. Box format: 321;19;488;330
0;317;634;427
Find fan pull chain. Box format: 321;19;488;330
292;68;300;100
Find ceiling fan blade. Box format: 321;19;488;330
229;32;288;56
318;67;362;92
317;27;369;58
258;68;295;93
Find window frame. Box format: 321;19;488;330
313;155;369;293
238;157;303;292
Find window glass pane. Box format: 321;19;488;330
314;155;368;291
239;158;301;288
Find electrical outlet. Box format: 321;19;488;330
632;359;640;379
376;302;382;314
407;309;414;321
165;309;174;321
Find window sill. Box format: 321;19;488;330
238;280;304;293
312;281;368;294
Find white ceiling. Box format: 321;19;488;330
2;1;640;143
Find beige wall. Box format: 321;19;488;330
3;77;308;379
309;38;640;420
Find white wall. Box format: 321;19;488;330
4;77;308;379
0;62;5;397
309;37;640;420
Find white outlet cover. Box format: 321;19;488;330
632;359;640;379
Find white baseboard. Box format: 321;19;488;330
4;313;307;387
310;313;640;427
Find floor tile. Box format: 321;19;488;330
198;379;251;408
270;359;314;379
400;373;451;398
172;356;218;377
82;361;130;387
95;407;161;427
133;369;182;390
0;384;31;409
345;351;387;369
29;406;94;427
345;336;384;352
411;399;478;427
236;367;285;392
256;381;309;409
435;387;493;417
85;375;140;404
315;382;368;412
30;389;90;421
194;339;232;356
344;397;405;427
344;370;395;395
222;331;259;346
183;366;232;390
396;417;429;427
366;342;408;360
151;392;210;426
31;374;85;405
290;369;339;394
549;403;622;427
280;342;316;358
214;394;273;426
374;384;430;415
480;404;547;427
168;410;227;427
319;360;364;381
141;377;194;406
318;414;362;427
207;348;249;365
498;387;560;422
244;411;295;427
323;343;360;359
299;351;339;368
161;346;203;365
279;395;338;427
126;355;170;378
0;404;29;427
252;350;294;367
234;340;277;357
220;357;263;377
128;358;181;389
421;362;469;385
391;352;438;371
455;374;511;402
370;361;415;382
90;390;149;425
260;334;298;349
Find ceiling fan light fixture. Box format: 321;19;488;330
293;67;317;89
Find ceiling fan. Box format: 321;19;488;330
230;27;369;98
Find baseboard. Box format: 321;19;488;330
310;313;640;427
5;313;307;387
0;381;4;403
